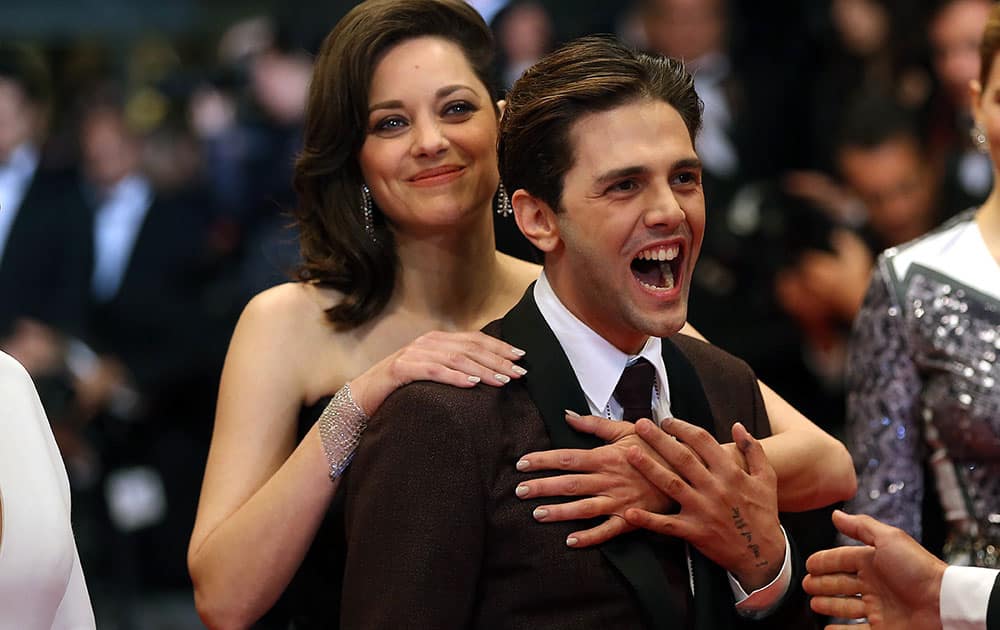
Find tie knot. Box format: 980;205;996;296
613;357;655;422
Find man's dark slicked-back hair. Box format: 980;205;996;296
498;34;703;211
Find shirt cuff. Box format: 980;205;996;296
728;526;792;619
941;565;999;630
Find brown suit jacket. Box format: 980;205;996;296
340;287;813;629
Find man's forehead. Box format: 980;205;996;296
566;99;696;173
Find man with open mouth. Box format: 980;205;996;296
337;35;813;630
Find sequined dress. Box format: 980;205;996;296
845;210;1000;566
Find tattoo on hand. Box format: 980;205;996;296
732;508;769;569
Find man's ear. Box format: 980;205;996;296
511;188;560;253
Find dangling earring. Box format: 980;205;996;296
361;184;377;243
971;122;990;154
495;181;513;218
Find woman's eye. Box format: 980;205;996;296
373;116;408;133
443;101;476;117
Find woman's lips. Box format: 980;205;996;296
408;165;465;186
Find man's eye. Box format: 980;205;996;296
608;179;638;193
671;172;700;186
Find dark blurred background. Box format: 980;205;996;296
0;0;991;627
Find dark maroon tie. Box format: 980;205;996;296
613;357;655;421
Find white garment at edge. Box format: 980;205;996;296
0;352;95;629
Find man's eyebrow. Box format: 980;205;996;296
674;157;702;171
368;84;477;113
593;157;702;184
593;165;647;185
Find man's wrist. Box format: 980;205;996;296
733;525;785;591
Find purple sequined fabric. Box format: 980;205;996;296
845;219;1000;566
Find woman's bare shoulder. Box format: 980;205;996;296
497;254;542;289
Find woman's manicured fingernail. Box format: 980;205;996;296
515;484;530;497
516;459;530;471
566;536;579;547
467;375;481;384
512;365;528;376
511;347;526;357
533;507;549;520
495;374;511;384
564;409;581;418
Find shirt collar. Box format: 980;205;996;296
533;271;669;416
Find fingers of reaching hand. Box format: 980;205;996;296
830;510;882;547
806;545;871;577
802;572;863;598
396;331;527;387
808;593;868;623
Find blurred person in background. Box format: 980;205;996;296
776;96;946;433
929;0;995;218
840;1;1000;581
189;17;313;301
0;44;91;397
66;86;229;628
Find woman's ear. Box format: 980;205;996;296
511;188;560;253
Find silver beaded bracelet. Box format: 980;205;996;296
318;382;370;480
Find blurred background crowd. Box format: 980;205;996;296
0;0;993;627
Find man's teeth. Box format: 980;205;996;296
638;262;675;291
636;245;680;262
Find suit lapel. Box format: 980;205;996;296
500;286;681;630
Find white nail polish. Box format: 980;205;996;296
516;459;530;471
512;365;528;376
533;507;549;520
467;375;481;383
564;409;581;418
566;536;579;547
511;347;526;357
515;485;529;497
495;374;511;384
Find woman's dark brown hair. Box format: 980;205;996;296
498;35;702;212
293;0;496;329
980;2;1000;87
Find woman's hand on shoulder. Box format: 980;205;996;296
350;331;527;417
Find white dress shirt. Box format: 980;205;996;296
91;174;153;303
533;271;792;617
0;143;39;263
941;565;1000;630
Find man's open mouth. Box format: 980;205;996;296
630;245;681;291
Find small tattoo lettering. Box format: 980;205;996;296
731;507;769;568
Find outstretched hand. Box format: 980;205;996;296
349;330;527;416
803;510;946;630
514;412;675;547
623;418;785;592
